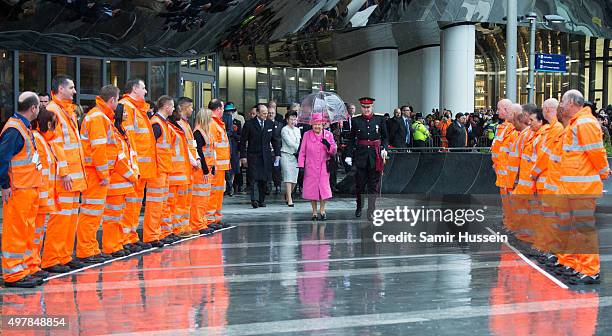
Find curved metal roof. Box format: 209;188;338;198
0;0;610;65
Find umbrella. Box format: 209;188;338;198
297;91;349;124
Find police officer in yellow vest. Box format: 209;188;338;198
411;113;430;150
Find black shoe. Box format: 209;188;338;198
4;275;43;288
139;242;153;250
568;273;601;285
160;236;174;245
319;213;327;221
150;240;164;248
31;270;50;279
42;264;71;273
311;215;318;221
124;244;142;253
355;208;362;218
220;222;231;228
169;234;182;242
111;250;127;258
209;223;222;230
134;241;148;248
554;265;577;277
367;211;374;221
79;255;106;264
99;253;114;261
65;260;86;270
288;203;294;207
258;202;266;208
199;228;215;235
251;201;259;209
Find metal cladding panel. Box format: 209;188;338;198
0;1;609;64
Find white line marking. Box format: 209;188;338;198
485;226;568;289
42;226;236;282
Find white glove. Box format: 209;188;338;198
344;157;352;166
381;149;388;160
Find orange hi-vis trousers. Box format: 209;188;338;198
25;213;49;275
102;195;128;254
170;184;191;234
189;171;211;231
556;197;600;276
143;173;169;243
41;191;80;268
169;185;190;235
2;188;40;282
121;179;145;245
76;169;109;258
162;185;179;238
210;171;226;224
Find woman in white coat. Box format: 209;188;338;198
280;111;301;207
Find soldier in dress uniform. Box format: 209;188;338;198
344;97;389;219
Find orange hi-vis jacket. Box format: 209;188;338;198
47;96;87;192
531;120;565;194
559;107;610;196
507;128;532;190
194;126;216;170
80;97;116;181
211;116;230;171
107;127;137;196
1;117;43;189
497;124;519;189
491;122;509;167
438;119;451;148
514;128;539;194
492;122;516;188
150;113;175;174
178;119;198;176
168;122;190;186
32;130;58;211
120;95;157;179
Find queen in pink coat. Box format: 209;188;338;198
298;113;337;221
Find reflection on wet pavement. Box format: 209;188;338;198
1;196;610;335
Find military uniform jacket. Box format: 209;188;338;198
347;115;389;169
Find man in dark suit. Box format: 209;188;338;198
267;103;284;194
446;112;468;148
387;108;409;148
240;103;281;208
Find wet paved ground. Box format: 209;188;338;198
1;193;612;335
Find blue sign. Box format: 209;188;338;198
535;54;567;73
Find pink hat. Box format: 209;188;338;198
310;113;324;125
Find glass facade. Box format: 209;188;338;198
80;58;102;95
1;52;213;124
475;26;611;110
107;60;126;89
19;52;45;94
51;55;76;80
219;65;338;113
0;51;13;129
150;62;167;100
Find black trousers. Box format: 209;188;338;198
413;139;427;152
250;180;267;203
355;160;381;213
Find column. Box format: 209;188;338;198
337;48;398;114
398;46;441;114
440;23;475;114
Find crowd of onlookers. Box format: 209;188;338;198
382;104;612;150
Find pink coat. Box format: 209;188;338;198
298;129;337;200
